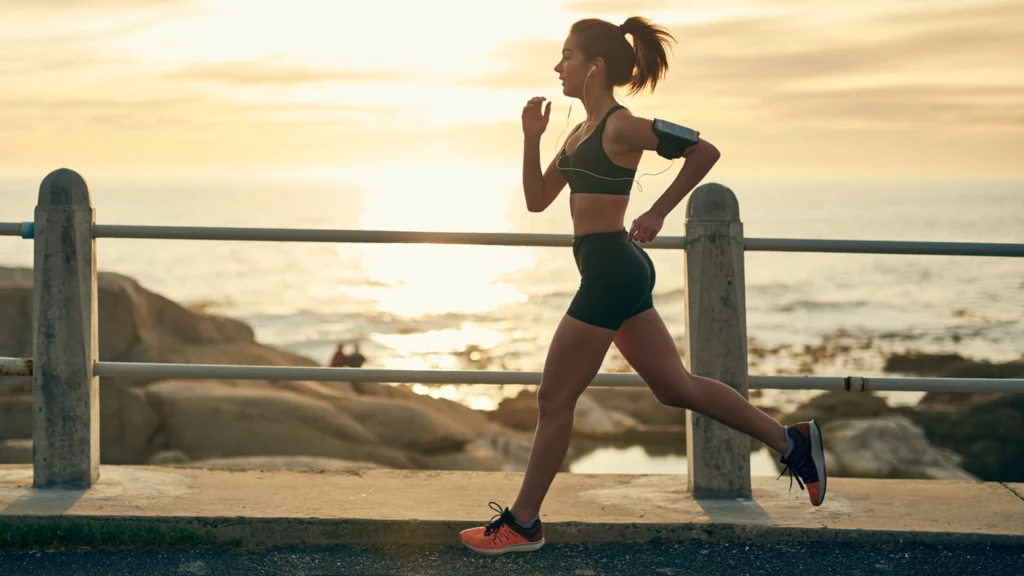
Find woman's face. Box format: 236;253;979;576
553;34;594;99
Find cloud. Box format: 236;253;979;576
169;59;414;87
0;96;201;112
0;55;108;75
676;6;1024;88
561;0;682;13
0;0;185;7
464;3;1024;132
878;0;1024;28
758;85;1024;130
0;95;397;126
0;0;202;50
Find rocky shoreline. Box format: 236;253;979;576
1;266;1020;481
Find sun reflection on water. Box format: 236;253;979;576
347;162;535;368
350;162;535;318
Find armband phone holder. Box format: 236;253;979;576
652;119;700;160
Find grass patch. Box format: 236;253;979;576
0;518;230;551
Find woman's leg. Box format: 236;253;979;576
458;313;617;555
613;308;788;454
509;314;617;523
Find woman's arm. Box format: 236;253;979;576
606;112;720;219
607;112;721;242
522;135;569;213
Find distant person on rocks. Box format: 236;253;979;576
459;15;827;557
330;342;365;368
330;344;348;368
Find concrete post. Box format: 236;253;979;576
683;183;751;498
32;168;99;488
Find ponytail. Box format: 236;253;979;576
619;16;675;95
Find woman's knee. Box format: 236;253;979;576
536;387;578;420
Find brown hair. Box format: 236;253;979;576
569;16;675;96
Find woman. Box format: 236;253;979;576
459;16;827;556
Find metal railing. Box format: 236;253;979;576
6;223;1024;256
4;359;1024;394
2;169;1023;494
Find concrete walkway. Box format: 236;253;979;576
2;465;1022;549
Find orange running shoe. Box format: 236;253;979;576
778;420;827;506
459;502;545;556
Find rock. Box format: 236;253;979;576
0;267;320;391
484;388;774;453
100;381;159;464
275;380;356;401
573;393;642;437
583;387;686;426
353;382;503;437
779;391;893;431
0;267;33;358
883;353;969;376
780;387;1023;482
0;395;31;441
181;455;385;471
0;383;159;464
145;380;414;469
585;388;779;451
469;434;536;471
0;266;529;472
330;395;478;453
411;445;506;472
147;449;191;465
0;439;32;464
814;415;976;480
487;389;642;438
898;392;1024;482
487;389;539;431
941;361;1024;379
884;352;1024;379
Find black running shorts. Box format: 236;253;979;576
567;229;656;330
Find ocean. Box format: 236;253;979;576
2;169;1022;475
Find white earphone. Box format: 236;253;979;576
551;64;674;193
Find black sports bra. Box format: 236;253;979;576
557;104;636;196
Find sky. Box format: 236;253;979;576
0;0;1021;179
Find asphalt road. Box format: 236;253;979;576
1;541;1020;575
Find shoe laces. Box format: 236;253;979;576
777;451;814;493
483;501;510;537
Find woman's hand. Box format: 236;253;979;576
522;97;551;139
629;210;665;243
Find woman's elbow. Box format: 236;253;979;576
682;139;720;164
699;139;720;162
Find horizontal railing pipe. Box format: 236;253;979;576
5;222;1024;256
744;238;1024;257
91;362;646;387
88;225;687;248
84;361;1024;394
5;356;1022;394
751;375;1024;394
0;356;33;377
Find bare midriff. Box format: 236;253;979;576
570;194;629;237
